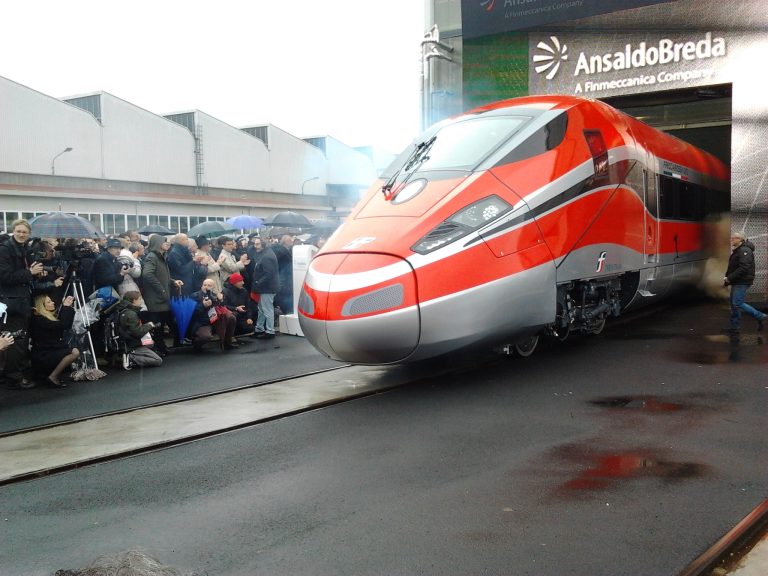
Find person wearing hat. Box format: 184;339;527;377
195;236;222;293
724;231;766;333
93;238;131;292
222;272;256;335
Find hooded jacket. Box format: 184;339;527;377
115;299;153;350
141;235;173;311
726;240;756;286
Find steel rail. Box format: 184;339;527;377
678;499;768;576
0;364;350;440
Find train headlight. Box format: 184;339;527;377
411;195;511;254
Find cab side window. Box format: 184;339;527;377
498;113;568;166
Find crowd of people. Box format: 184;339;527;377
0;218;326;391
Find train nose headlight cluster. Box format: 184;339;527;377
411;195;512;254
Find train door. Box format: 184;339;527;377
643;165;660;264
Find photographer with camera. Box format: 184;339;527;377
188;278;237;353
115;239;143;302
30;294;80;388
0;332;15;376
89;238;131;359
53;238;99;295
93;238;130;291
0;219;52;389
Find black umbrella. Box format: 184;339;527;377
187;220;239;238
310;218;342;233
137;223;174;235
29;212;104;239
264;211;313;228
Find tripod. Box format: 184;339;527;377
59;270;100;376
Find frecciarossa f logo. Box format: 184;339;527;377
596;251;607;273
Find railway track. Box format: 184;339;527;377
0;354;479;486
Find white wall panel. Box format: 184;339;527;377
197;112;270;191
101;94;196;185
267;125;328;195
0;77;101;178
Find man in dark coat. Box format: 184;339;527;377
92;238;128;291
167;233;205;296
249;236;279;338
222;272;256;335
0;219;50;388
724;232;766;333
272;234;295;314
141;234;182;354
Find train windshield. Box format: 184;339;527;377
382;116;531;177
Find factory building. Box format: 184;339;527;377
0;75;376;234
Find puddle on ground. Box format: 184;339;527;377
547;445;709;496
590;396;686;412
673;334;766;365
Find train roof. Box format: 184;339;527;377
466;95;728;179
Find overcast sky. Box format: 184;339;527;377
0;0;426;154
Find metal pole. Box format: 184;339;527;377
51;147;73;175
301;176;319;195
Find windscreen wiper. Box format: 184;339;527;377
381;136;436;199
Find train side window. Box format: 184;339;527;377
645;171;658;218
624;162;644;201
497;113;568;165
704;186;730;215
678;182;703;220
659;175;705;220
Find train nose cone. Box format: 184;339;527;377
298;253;420;364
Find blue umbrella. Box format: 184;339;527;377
170;295;197;340
226;215;264;230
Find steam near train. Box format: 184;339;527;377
298;95;729;363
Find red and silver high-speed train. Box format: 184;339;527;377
298;95;729;363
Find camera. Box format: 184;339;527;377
27;238;50;263
1;329;26;339
117;256;134;270
55;242;92;261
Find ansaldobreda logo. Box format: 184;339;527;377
534;36;568;80
479;0;496;11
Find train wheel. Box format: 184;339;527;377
514;335;539;357
591;314;607;335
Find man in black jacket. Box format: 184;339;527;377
249;236;279;339
167;233;205;296
92;238;129;291
724;232;766;333
0;219;50;388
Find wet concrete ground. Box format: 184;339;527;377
0;298;765;575
0;332;343;433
